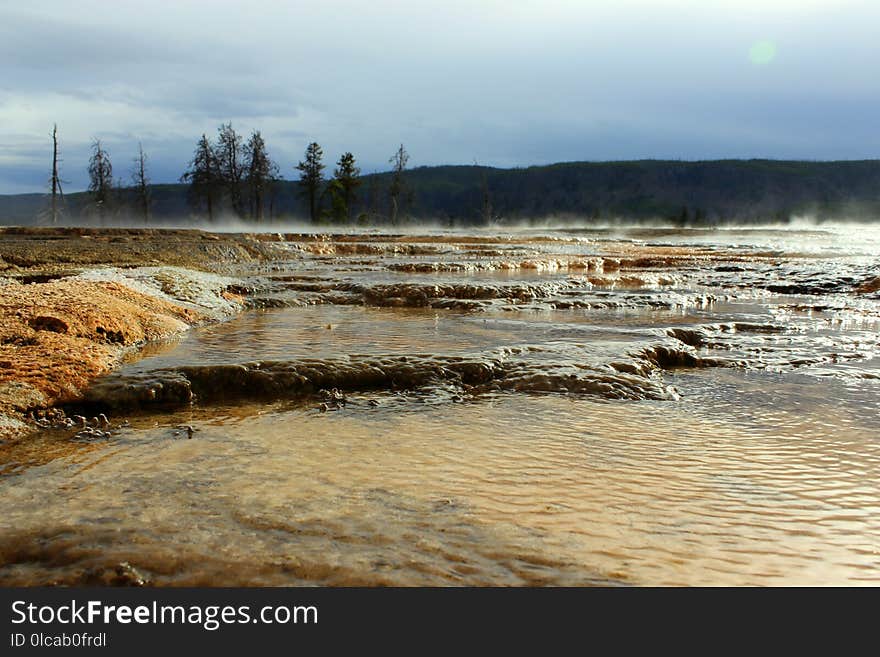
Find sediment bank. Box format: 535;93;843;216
0;228;287;440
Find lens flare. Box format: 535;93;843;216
749;40;777;65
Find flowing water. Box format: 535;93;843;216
2;225;879;585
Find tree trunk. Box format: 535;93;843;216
51;125;59;225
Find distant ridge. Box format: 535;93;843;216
2;159;879;225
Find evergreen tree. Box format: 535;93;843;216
87;139;113;221
331;152;361;223
296;142;325;222
323;179;346;223
244;130;279;221
215;122;244;216
180;134;220;220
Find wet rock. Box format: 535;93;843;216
84;561;150;587
83;371;195;409
639;345;723;370
82;351;686;408
730;322;787;334
72;427;111;442
174;425;195;438
608;361;652;377
25;406;73;430
245;295;296;309
763;280;850;295
857;276;880;294
339;280;591;309
666;327;707;348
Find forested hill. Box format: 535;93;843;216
2;159;880;225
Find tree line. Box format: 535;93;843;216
46;126;862;226
178;124;281;222
46;124;414;224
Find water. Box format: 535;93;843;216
1;225;878;585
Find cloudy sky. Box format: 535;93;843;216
1;0;878;193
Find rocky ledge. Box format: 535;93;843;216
0;228;287;440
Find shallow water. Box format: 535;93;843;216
1;226;879;585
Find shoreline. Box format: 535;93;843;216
0;227;287;441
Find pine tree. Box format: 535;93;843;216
215;122;244;216
180;134;220;221
297;142;325;222
324;179;347;223
332;152;361;223
244;130;279;222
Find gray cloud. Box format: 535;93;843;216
1;0;878;193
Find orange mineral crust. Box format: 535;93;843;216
0;279;204;433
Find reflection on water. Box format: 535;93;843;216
1;226;879;585
2;387;878;585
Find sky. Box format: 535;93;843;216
0;0;878;194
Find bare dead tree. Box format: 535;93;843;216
388;143;409;224
130;142;151;224
87;139;113;222
49;124;65;224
